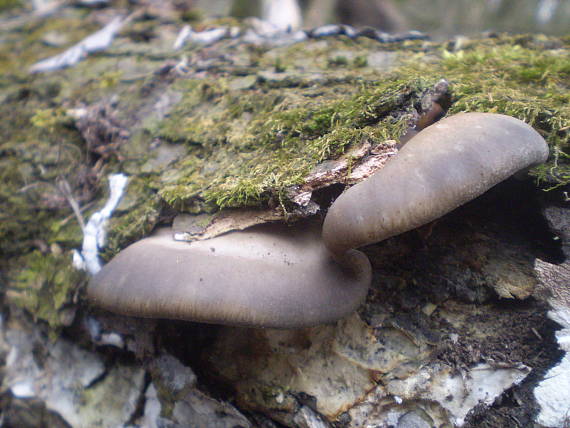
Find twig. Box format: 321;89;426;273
56;177;85;231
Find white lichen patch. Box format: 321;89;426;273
73;173;128;274
387;363;530;426
534;253;570;428
482;254;537;299
30;16;127;73
348;390;449;428
2;323;105;405
0;316;145;427
173;25;230;49
261;319;377;418
77;364;145;426
534;306;570;428
208;312;530;425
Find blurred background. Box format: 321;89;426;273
2;0;567;38
198;0;569;39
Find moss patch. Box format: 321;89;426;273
146;35;569;213
7;251;85;330
153;77;433;210
399;35;570;187
0;0;22;12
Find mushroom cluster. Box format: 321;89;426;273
88;113;549;328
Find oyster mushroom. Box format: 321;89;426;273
323;113;549;262
87;222;371;328
88;113;548;327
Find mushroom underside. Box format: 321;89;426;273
88;113;549;328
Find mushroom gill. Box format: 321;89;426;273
88;113;549;327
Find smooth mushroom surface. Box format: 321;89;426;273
323;113;549;262
88;113;549;328
87;221;371;328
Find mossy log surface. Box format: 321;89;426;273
1;5;569;327
1;4;569;427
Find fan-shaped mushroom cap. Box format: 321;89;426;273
87;222;371;328
89;113;549;328
323;113;549;260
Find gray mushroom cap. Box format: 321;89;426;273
87;221;371;328
322;112;549;260
88;112;549;328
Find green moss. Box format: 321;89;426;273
0;13;95;76
397;36;569;187
328;55;349;68
30;107;74;130
273;57;286;73
98;70;124;89
230;0;261;19
0;0;22;12
145;34;569;214
180;8;204;23
154;76;432;210
353;55;368;68
8;251;85;329
103;193;162;259
0;83;87;262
